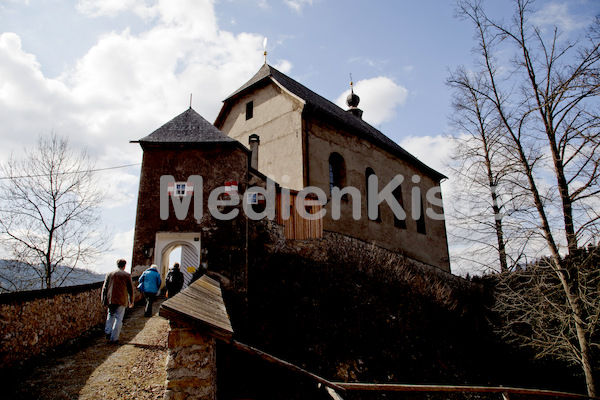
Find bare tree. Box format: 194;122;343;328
494;248;600;388
454;0;600;395
0;133;109;291
447;66;531;273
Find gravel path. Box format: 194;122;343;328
5;300;168;400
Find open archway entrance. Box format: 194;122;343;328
154;232;200;290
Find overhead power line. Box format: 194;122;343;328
0;163;141;180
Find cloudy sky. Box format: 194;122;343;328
1;0;598;275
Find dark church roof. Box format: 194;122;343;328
218;64;445;180
138;107;236;144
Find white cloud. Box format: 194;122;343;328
399;134;452;177
531;2;591;32
0;0;295;273
0;0;276;160
336;76;408;126
0;33;73;157
273;59;293;74
284;0;314;13
76;0;142;17
95;228;136;273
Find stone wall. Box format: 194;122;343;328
164;322;217;400
0;282;106;368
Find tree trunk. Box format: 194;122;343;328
552;255;597;397
493;203;508;272
549;144;578;254
577;322;597;397
562;272;597;397
487;164;508;272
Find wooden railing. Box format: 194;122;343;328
335;382;597;399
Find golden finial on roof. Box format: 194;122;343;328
347;73;361;109
263;37;268;64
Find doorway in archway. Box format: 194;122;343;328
154;232;200;290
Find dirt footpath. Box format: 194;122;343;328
5;300;168;400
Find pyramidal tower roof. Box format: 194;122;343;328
138;107;235;144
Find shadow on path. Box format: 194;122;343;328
3;299;168;400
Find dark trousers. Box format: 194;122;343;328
144;292;156;316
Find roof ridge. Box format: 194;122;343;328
138;108;235;144
223;64;446;180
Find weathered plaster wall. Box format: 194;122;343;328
0;282;106;368
216;81;449;271
217;83;305;190
131;143;250;329
132;144;247;273
306;117;450;271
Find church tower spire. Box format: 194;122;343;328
346;75;363;119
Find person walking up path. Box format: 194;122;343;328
138;264;161;317
101;259;134;344
165;263;184;298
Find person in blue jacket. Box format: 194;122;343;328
138;264;162;317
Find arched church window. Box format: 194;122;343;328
329;152;346;196
416;196;427;234
393;185;407;229
365;167;381;222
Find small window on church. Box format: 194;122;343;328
246;101;253;120
329;152;346;196
175;183;187;196
168;182;191;197
248;192;266;214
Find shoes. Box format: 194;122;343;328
108;340;119;345
105;333;111;341
144;313;151;317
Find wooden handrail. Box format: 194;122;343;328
232;341;345;393
335;382;597;399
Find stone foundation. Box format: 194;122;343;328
164;322;217;400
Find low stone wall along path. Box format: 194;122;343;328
4;299;168;400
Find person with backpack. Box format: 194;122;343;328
165;262;184;297
137;264;161;317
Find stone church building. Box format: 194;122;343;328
130;63;450;288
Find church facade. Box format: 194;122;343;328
130;63;450;289
215;64;449;270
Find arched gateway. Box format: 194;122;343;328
154;232;200;290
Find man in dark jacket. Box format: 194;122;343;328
101;259;133;344
165;263;184;297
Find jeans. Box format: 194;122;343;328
144;292;156;316
105;304;126;342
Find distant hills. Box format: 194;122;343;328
0;260;105;293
